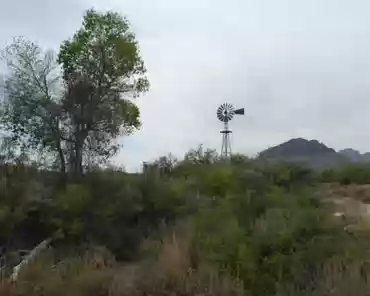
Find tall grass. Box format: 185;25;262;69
278;259;370;296
3;233;243;296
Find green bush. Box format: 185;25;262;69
190;182;351;296
320;163;370;184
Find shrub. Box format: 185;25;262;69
9;247;115;296
277;259;370;296
110;231;244;296
320;164;370;185
190;184;358;296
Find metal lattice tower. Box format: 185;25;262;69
216;103;244;159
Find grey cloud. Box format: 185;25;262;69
0;0;90;49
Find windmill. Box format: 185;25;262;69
216;103;244;158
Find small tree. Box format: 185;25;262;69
184;145;219;165
0;38;67;173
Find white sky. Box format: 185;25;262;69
1;0;370;171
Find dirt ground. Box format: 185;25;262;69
319;183;370;231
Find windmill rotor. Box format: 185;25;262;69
217;103;235;122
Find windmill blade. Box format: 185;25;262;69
217;105;225;121
227;113;234;120
234;108;245;115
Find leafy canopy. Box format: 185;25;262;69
0;9;149;173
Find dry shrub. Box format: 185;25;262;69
321;183;370;203
2;237;243;296
278;258;370;296
0;280;15;296
6;247;115;296
110;232;244;296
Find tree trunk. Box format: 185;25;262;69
53;119;67;186
57;144;66;175
74;141;83;177
72;123;86;179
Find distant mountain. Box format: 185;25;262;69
338;149;363;162
339;149;370;163
364;153;370;162
258;138;351;169
259;138;335;158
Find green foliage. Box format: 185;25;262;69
58;8;148;94
201;165;237;197
183;145;219;165
1;148;369;295
320;163;370;184
260;162;317;189
190;172;340;296
0;38;62;155
0;163;54;248
0;8;149;176
58;9;148;170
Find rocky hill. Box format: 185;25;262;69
259;138;335;158
339;149;370;163
258;138;352;169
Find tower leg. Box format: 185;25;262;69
220;121;232;160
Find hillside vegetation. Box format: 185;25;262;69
2;149;370;295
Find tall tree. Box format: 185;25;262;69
0;38;67;173
0;9;149;177
58;8;149;176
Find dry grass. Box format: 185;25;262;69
0;281;14;295
111;232;244;296
278;258;370;296
320;183;370;203
319;183;370;231
2;246;115;296
0;235;243;296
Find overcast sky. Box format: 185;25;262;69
1;0;370;171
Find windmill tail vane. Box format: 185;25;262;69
216;103;244;159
